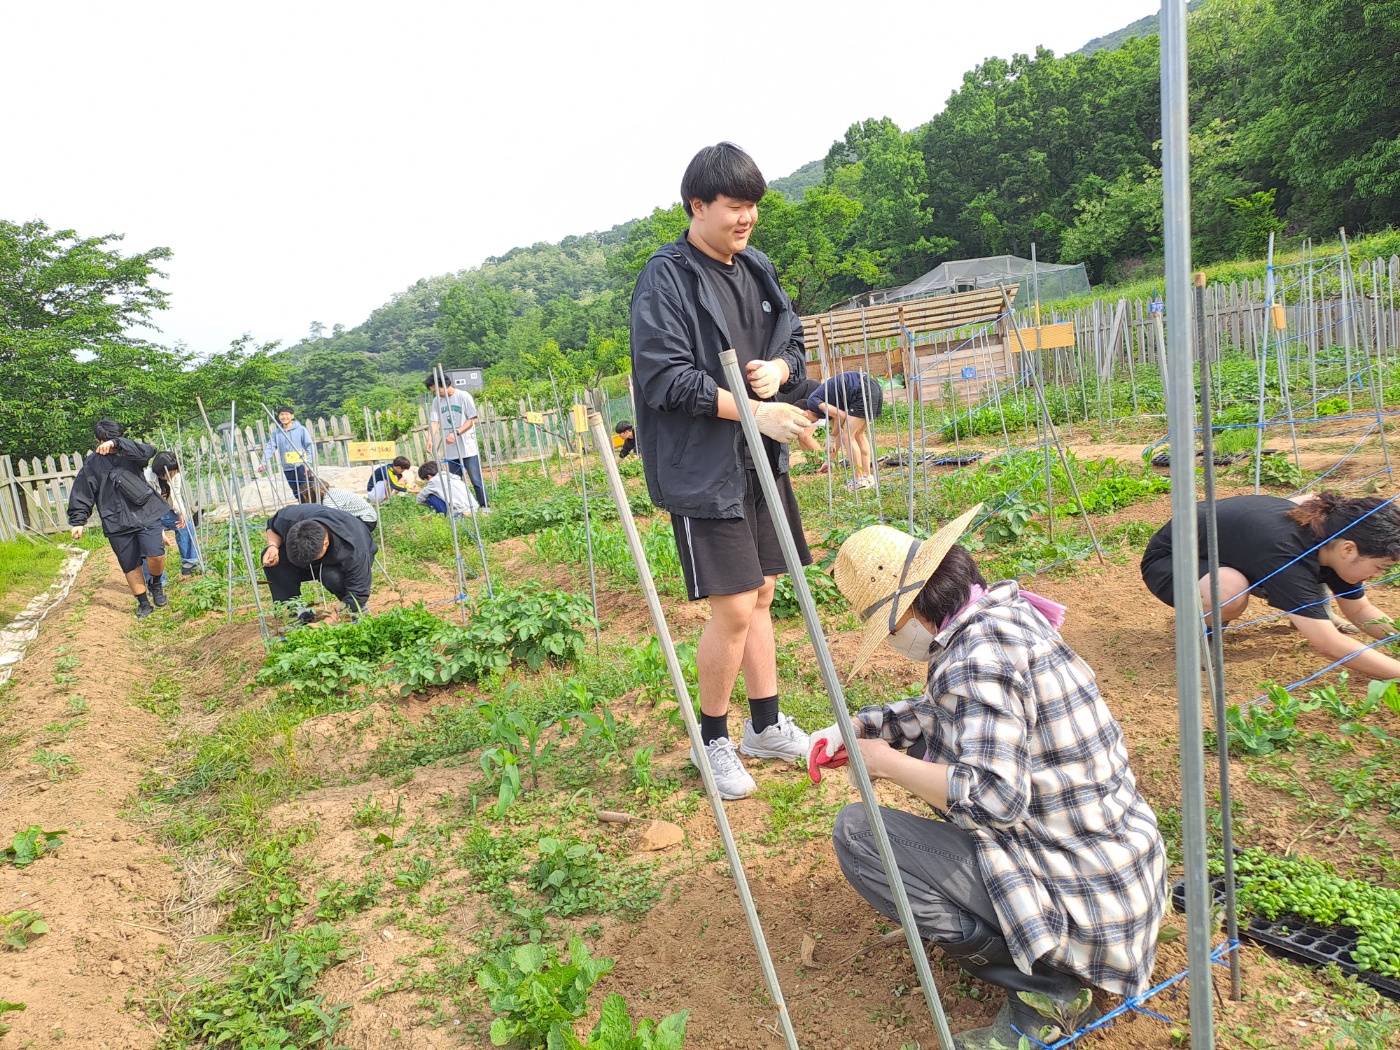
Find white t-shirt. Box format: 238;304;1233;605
428;388;479;459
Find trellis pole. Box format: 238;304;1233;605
719;351;958;1050
1161;3;1220;1046
584;410;802;1050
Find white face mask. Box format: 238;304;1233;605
885;618;937;662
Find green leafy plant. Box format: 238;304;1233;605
476;937;614;1049
556;994;689;1050
575;705;626;767
482;747;523;818
2;826;65;867
313;873;383;920
29;747;77;781
770;564;847;619
1015;987;1094;1044
161;923;352;1050
226;830;311;932
1223;684;1312;756
1;910;48;950
0;1000;25;1036
527;837;605;916
1258;455;1306;488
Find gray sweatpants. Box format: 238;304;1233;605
833;804;1005;944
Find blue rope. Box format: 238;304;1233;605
1016;941;1240;1049
1244;631;1400;707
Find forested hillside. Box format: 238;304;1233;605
5;0;1397;457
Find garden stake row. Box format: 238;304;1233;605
719;350;959;1050
583;409;801;1050
1160;4;1219;1046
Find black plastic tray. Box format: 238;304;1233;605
1171;878;1400;1000
928;453;984;467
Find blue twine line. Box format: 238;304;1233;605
1245;631;1400;706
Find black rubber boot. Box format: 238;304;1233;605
937;916;1096;1050
149;579;168;608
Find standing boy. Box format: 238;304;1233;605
263;405;316;499
426;375;489;510
67;420;172;618
630;142;817;799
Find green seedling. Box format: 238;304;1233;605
0;1000;25;1036
29;748;76;781
1;910;48;950
476;937;613;1049
2;827;66;867
481;747;522;818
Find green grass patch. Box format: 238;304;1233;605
0;539;65;622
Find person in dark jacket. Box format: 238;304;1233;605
67;419;172;618
261;504;377;620
630;142;818;801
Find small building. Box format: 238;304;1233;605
446;368;484;392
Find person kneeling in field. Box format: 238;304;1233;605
367;456;412;503
261;503;376;622
67;419;173;619
1141;491;1400;676
812;510;1167;1049
416;461;478;517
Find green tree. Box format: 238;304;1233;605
0;220;172;457
751;186;883;313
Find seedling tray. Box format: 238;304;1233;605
1171;878;1400;1000
927;453;984;467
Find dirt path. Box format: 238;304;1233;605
0;550;180;1047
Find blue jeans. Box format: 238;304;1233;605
143;510;200;586
443;456;488;508
283;466;311;500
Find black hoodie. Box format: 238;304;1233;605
629;235;807;519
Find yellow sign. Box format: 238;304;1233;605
524;411;546;426
346;441;397;462
283;451;304;464
571;403;587;433
1009;322;1076;352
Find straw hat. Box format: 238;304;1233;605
832;504;983;677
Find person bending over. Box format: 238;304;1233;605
803;371;883;489
261;503;376;621
1141;492;1400;678
367;456;412;503
143;451;201;585
613;421;637;461
415;461;478;517
306;476;379;526
630;141;819;800
68;420;173;618
813;512;1166;1049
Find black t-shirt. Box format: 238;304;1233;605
1143;495;1364;619
694;247;780;468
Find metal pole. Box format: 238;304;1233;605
717;351;958;1050
1341;229;1393;477
583;410;802;1050
430;366;473;621
575;397;602;652
998;288;1105;563
199;399;271;644
1196;272;1242;1001
1161;3;1218;1045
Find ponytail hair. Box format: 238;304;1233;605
1287;491;1400;559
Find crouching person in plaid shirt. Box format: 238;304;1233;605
812;508;1167;1050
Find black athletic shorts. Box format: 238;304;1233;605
846;375;885;420
670;470;813;600
109;523;166;573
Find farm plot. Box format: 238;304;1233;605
2;444;1400;1050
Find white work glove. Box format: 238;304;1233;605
746;359;788;399
810;722;850;763
753;402;816;443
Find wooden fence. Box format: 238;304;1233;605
0;387;637;539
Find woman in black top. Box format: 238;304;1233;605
1141;492;1400;679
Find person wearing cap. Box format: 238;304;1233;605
813;508;1167;1049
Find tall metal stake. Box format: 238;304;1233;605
1161;3;1218;1044
718;351;958;1050
1196;273;1242;1001
584;411;801;1050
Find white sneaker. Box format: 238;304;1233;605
855;475;876;490
689;737;757;800
740;714;811;763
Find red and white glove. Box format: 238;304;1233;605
807;722;853;784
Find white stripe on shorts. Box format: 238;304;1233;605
683;517;699;599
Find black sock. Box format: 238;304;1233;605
701;711;730;746
748;695;779;733
135;592;151;607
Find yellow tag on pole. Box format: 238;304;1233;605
571;403;587;434
1270;303;1287;331
347;441;397;462
524;411;545;426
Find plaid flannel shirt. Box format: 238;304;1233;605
853;581;1167;997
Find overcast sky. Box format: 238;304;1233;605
4;1;1160;357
